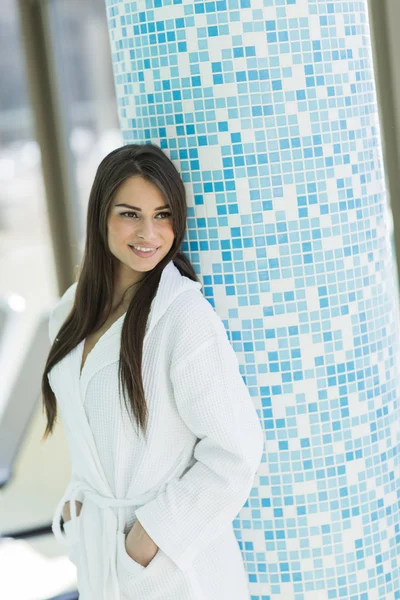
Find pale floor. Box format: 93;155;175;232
0;405;79;599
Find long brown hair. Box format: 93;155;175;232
41;143;200;443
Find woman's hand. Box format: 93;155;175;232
62;500;83;523
125;520;159;567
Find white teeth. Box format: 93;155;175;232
133;246;156;252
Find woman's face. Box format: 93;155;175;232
107;176;175;283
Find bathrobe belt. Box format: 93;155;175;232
52;479;164;599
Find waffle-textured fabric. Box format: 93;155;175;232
48;260;264;600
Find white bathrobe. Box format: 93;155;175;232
48;260;264;600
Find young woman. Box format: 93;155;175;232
41;143;264;600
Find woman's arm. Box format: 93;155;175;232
134;331;264;572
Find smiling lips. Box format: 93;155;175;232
129;245;159;258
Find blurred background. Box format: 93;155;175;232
0;0;122;597
1;0;400;598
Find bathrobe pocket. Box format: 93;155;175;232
116;531;197;599
116;530;158;573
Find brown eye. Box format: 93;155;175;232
120;212;171;219
120;212;138;218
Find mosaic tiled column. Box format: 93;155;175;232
105;0;400;597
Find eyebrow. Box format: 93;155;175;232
114;203;170;211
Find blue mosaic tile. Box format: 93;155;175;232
105;0;400;597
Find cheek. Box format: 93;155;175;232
164;222;175;237
109;218;132;240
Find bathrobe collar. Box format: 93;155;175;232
78;260;202;399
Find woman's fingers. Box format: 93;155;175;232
62;500;83;523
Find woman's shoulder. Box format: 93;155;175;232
165;288;229;364
48;281;78;344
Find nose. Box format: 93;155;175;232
136;218;158;241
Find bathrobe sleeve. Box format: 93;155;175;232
134;330;264;572
48;281;84;506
